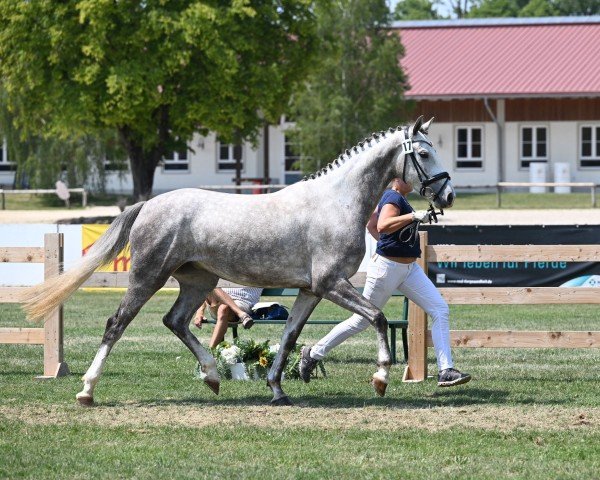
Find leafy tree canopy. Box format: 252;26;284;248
290;0;410;174
0;0;318;200
395;0;599;19
394;0;441;19
469;0;599;17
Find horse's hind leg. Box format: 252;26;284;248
163;267;220;394
76;274;168;406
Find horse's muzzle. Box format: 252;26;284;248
422;173;454;209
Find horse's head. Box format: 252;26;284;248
395;116;455;209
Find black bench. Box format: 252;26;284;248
212;288;409;364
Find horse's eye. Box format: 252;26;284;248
417;148;429;158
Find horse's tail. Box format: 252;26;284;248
20;202;146;322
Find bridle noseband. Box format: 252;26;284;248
401;128;451;203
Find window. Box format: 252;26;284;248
217;140;243;172
0;138;16;172
284;133;303;183
284;134;302;173
455;127;483;169
104;158;128;172
102;138;128;171
163;148;189;172
580;125;600;168
520;126;548;169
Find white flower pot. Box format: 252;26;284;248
230;362;249;380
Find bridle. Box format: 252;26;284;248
401;128;451;204
396;128;450;246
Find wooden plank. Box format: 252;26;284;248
43;234;68;377
0;247;45;263
427;244;600;262
83;272;122;287
0;327;44;344
0;287;27;303
426;330;600;348
404;232;428;382
438;287;600;304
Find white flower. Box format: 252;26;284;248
269;343;280;354
220;345;241;365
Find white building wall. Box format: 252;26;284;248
504;122;524;182
432;122;499;187
502;121;600;185
8;118;600;194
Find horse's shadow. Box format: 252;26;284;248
101;386;571;410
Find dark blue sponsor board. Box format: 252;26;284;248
421;225;600;287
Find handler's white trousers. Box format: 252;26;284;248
311;254;453;371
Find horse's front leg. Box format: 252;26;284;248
320;278;392;397
268;289;321;406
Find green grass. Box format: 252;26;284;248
1;291;599;479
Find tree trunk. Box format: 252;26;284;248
118;106;169;202
129;152;158;202
119;127;161;202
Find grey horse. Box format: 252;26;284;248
21;116;454;406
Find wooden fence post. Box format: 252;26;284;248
40;233;69;378
403;231;429;382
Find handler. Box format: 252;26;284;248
300;178;471;387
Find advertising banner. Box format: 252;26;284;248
82;224;131;272
422;225;600;288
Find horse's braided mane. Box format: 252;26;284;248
301;125;403;181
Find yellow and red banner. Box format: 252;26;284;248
82;225;131;272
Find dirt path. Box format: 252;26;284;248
0;206;121;224
1;403;597;432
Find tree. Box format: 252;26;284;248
553;0;600;14
289;0;410;173
468;0;522;17
1;87;125;191
518;0;560;16
394;0;442;19
0;1;318;201
468;0;598;17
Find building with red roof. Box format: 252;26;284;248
393;16;600;187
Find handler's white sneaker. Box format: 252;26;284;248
437;368;471;387
299;346;318;383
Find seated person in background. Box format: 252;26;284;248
194;287;263;348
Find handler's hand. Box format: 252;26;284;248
194;314;207;329
412;210;432;223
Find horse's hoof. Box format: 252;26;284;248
372;376;388;397
270;395;293;406
204;378;220;395
76;393;94;407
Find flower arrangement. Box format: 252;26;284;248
194;338;325;381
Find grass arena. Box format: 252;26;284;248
1;289;599;479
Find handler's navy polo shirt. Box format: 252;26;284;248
375;189;421;258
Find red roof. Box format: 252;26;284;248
394;17;600;99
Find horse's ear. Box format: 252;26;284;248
421;117;435;134
411;115;424;137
